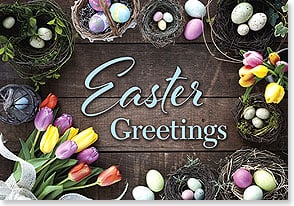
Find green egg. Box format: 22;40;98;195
146;169;164;192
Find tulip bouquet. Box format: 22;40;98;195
1;93;124;200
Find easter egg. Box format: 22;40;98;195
2;16;15;29
158;20;167;31
194;188;205;200
232;168;252;189
181;189;194;200
253;169;277;191
110;3;131;23
146;169;164;192
243;106;256;120
14;97;29;110
252;117;264;129
38;27;53;41
187;178;202;191
231;2;253;24
89;13;109;33
132;186;155;200
89;0;111;11
29;36;45;49
237;24;250;36
184;0;206;18
163;12;173;23
256;108;270;120
248;13;267;31
184;19;203;41
243;185;263;200
153;11;163;22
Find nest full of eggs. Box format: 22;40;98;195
163;157;219;200
71;0;139;42
217;148;288;200
139;0;185;48
205;0;287;63
0;0;74;90
234;93;286;145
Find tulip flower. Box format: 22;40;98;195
40;125;59;154
97;165;122;187
276;61;288;72
239;76;255;88
39;93;58;109
251;65;268;78
54;114;73;135
34;107;54;131
55;140;78;159
264;82;285;104
243;51;263;67
268;52;280;65
69;127;98;153
65;127;79;139
68;163;92;182
77;147;99;164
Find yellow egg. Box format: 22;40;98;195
253;169;277;191
146;169;164;192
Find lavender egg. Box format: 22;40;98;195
153;11;163;22
89;0;111;12
184;18;203;40
181;189;194;200
89;13;109;33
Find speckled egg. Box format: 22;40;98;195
243;106;256;120
194;188;205;200
132;186;155;200
231;2;253;24
110;3;131;23
38;27;53;41
184;18;203;40
14;97;29;110
237;24;250;36
256;108;270;120
248;13;267;31
89;13;109;33
181;189;194;200
29;36;45;49
243;185;263;200
89;0;111;12
2;16;15;29
153;11;163;22
184;0;206;18
163;12;173;23
252;117;264;129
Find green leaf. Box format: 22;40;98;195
31;166;50;193
267;47;274;55
45;188;64;200
274;22;288;38
44;159;78;180
2;53;9;62
0;35;8;44
282;2;288;13
19;138;30;160
56;18;66;28
47;19;56;25
37;185;63;200
35;172;56;197
29;17;37;28
0;48;4;55
55;25;63;35
274;64;286;74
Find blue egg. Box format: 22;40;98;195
194;188;205;200
14;97;29;110
109;3;131;23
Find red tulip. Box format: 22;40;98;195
39;93;58;109
68;163;92;182
96;165;122;187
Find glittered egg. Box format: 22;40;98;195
163;12;173;23
153;11;163;22
89;0;111;11
248;13;267;31
253;169;277;191
38;27;53;41
132;186;155;200
237;24;250;36
194;188;205;200
181;189;194;200
184;18;203;41
256;108;270;120
89;13;109;33
231;2;253;24
2;16;15;29
14;97;29;110
110;3;131;23
232;168;252;189
184;0;206;18
146;169;164;192
158;20;167;31
187;178;202;191
252;117;264;129
243;185;263;200
29;36;45;49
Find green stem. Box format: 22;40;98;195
36;157;57;173
63;182;97;192
267;69;277;76
30;130;41;155
57;177;70;186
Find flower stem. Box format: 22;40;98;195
57;177;70;186
30;130;41;155
36;156;57;173
63;182;97;191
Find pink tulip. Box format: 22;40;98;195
55;140;78;159
243;51;263;67
34;107;54;131
77;147;99;165
54;114;73;135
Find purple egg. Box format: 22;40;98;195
88;13;109;33
89;0;111;12
232;168;253;189
153;11;163;22
184;18;203;41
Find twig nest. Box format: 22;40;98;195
139;0;185;48
71;0;139;42
217;148;288;200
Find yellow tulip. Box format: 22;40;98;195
268;52;280;65
70;127;98;152
251;65;268;79
264;82;285;104
65;127;79;140
239;65;253;81
239;76;255;87
40;125;59;154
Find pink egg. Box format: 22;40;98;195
232;168;253;189
89;0;111;11
153;11;163;22
181;189;194;200
184;18;203;41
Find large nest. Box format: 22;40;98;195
217;148;288;200
139;0;185;48
71;0;140;42
163;157;218;200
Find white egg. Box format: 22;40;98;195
38;27;53;41
256;108;270;120
237;24;250;36
185;0;206;18
163;12;173;23
252;117;264;129
187;178;202;191
146;169;164;192
231;2;253;24
2;16;15;29
29;36;45;49
248;13;267;31
132;186;155;200
243;185;263;200
242;106;256;120
158;20;167;31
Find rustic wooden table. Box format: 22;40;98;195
0;0;288;200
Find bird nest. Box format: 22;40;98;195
163;157;218;200
0;0;74;90
139;0;185;48
71;0;139;42
217;148;288;200
205;0;287;63
234;93;285;145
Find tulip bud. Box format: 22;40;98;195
54;114;73;135
68;163;92;182
77;147;99;164
251;65;268;79
268;52;280;65
40;125;59;154
65;127;79;139
39;93;58;109
243;51;263;67
264;82;285;104
55;140;78;159
34;107;54;131
276;61;288;72
69;127;98;153
239;65;253;80
97;165;122;187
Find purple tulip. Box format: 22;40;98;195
54;114;73;135
55;140;78;159
77;147;99;165
276;61;288;72
243;51;263;67
34;107;54;131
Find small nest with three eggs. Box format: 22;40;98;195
163;157;218;200
217;148;288;200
